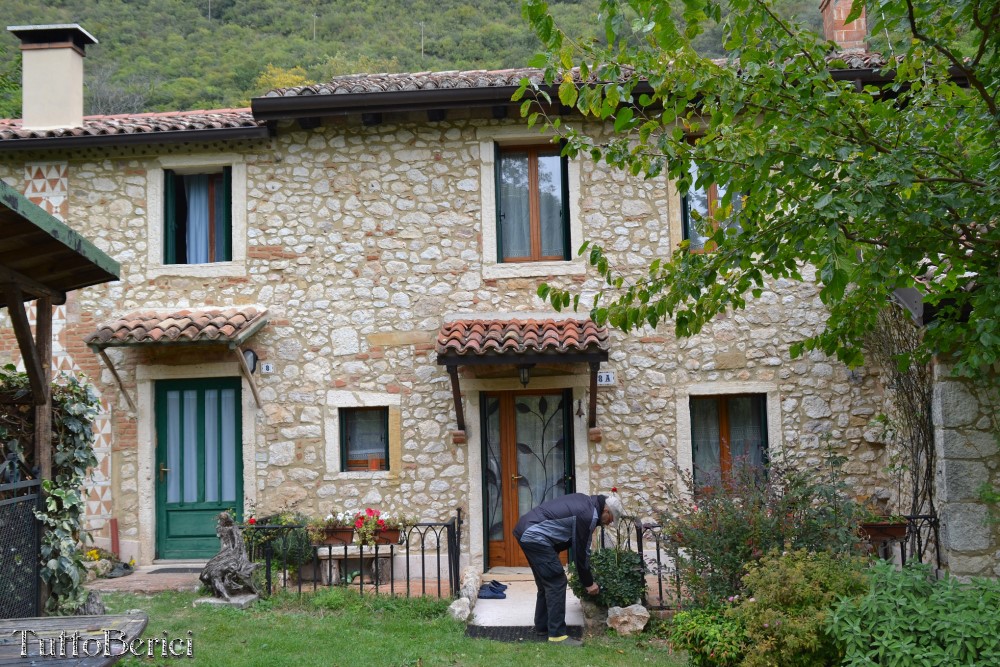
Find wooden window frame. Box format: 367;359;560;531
163;167;233;265
682;180;727;254
496;144;571;263
690;393;768;490
340;407;390;472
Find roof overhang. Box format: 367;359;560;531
435;318;610;432
0;125;272;152
0;178;119;309
85;307;270;410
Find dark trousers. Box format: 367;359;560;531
518;539;567;638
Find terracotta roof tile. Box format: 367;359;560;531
436;318;609;357
86;306;268;347
263;53;890;99
0;109;261;142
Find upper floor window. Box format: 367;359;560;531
164;167;232;265
496;144;570;262
682;162;741;253
690;394;767;489
340;407;389;472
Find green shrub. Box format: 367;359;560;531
669;608;745;667
568;547;646;608
732;550;870;667
828;562;1000;666
664;454;865;607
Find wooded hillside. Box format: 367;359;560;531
0;0;821;116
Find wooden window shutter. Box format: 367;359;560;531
222;166;233;262
494;142;504;263
163;169;177;264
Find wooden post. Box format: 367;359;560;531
446;365;465;432
588;361;599;429
34;297;53;483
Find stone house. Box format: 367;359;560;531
0;8;995;577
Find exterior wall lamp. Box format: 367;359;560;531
517;364;534;388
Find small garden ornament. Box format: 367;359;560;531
199;511;259;601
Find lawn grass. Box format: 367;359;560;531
102;589;687;666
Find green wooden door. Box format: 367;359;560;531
155;378;242;559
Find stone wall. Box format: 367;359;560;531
0;110;895;566
933;364;1000;576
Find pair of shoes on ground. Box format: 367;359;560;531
478;581;507;599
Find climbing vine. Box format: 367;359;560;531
0;364;100;614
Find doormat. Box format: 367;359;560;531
150;568;202;574
465;625;582;643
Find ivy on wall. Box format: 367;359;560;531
0;364;100;614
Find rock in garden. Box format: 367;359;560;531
607;604;650;636
448;597;472;622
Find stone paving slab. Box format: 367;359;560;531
87;565;203;594
471;570;584;630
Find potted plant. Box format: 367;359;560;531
353;508;410;547
858;500;908;543
308;511;355;545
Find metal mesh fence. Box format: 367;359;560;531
0;480;41;619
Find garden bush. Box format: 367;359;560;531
664;454;864;606
731;550;870;667
828;562;1000;665
568;547;646;608
668;608;745;667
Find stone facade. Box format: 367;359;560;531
933;365;1000;577
0;109;908;568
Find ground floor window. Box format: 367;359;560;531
341;407;389;471
690;394;767;489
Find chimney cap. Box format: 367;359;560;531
7;24;98;49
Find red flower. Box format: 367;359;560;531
366;508;376;517
611;487;618;492
247;517;257;525
377;519;386;528
355;518;364;528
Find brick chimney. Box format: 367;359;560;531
819;0;868;51
7;24;98;130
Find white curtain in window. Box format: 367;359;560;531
686;163;712;251
499;151;531;259
728;396;765;471
182;390;198;503
514;395;566;516
690;397;722;488
346;410;385;459
166;391;181;503
220;389;237;502
537;154;565;257
205;391;219;503
184;174;210;264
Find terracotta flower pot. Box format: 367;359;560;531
375;528;401;545
860;520;907;542
321;527;354;544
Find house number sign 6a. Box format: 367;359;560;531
596;370;615;386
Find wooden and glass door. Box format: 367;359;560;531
482;389;575;568
155;378;242;559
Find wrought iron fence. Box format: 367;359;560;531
244;510;462;599
600;512;942;610
0;479;41;619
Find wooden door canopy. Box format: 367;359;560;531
85;306;270;410
436;318;610;432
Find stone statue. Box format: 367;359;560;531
199;511;259;600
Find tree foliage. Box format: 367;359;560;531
521;0;1000;378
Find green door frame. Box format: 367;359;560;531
154;377;243;559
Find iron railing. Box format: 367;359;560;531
0;479;41;619
599;512;942;610
244;509;462;599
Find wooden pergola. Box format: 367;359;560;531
0;178;119;481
